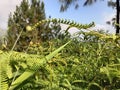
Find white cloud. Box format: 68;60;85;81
91;24;115;33
88;11;116;34
60;24;79;35
0;0;22;29
103;11;115;22
61;23;115;35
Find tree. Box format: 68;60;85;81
7;0;61;51
59;0;79;12
59;0;98;12
116;0;119;34
59;0;120;34
107;0;120;34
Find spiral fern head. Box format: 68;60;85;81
26;18;95;31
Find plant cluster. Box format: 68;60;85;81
0;18;120;90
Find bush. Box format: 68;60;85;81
0;19;120;90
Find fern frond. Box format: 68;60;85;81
0;58;9;90
26;18;95;31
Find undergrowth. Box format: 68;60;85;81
0;18;120;90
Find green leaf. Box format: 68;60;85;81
72;80;88;84
88;82;103;90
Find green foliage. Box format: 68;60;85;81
0;41;71;90
0;18;120;90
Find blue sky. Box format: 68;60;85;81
0;0;115;34
44;0;114;24
43;0;115;33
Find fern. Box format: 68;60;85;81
26;18;95;31
0;51;10;90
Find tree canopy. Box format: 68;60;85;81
7;0;61;51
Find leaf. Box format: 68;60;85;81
88;82;103;90
9;70;35;90
72;80;88;84
117;58;120;63
100;67;112;84
0;61;9;90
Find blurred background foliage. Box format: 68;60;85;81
0;0;120;90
